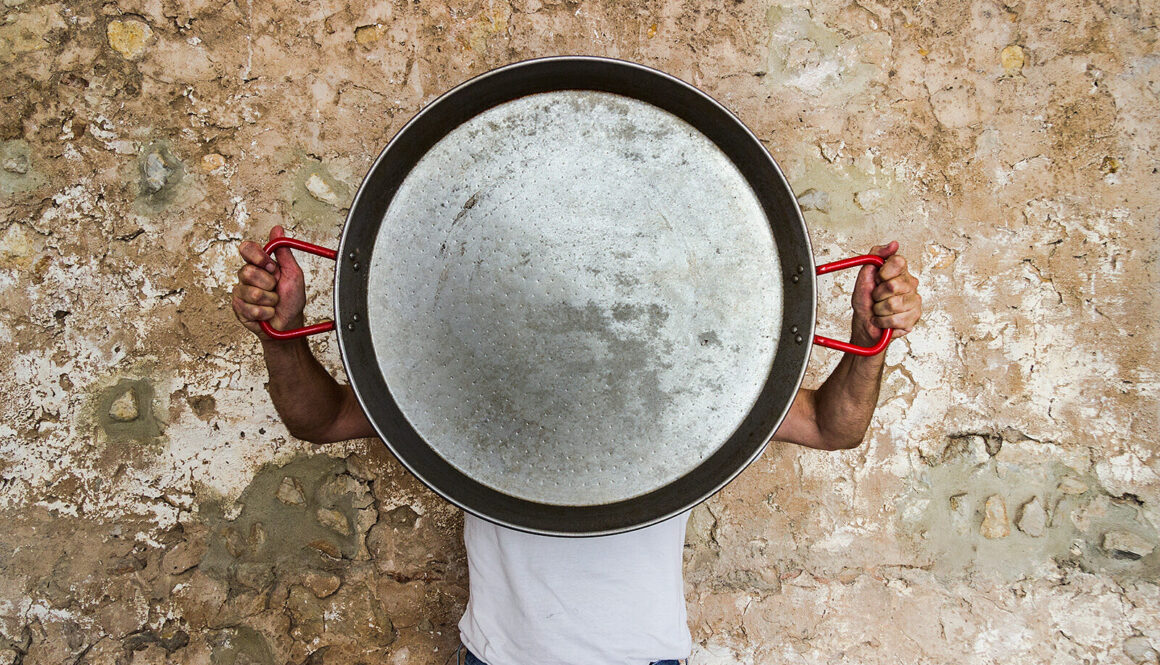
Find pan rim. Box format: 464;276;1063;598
334;55;817;537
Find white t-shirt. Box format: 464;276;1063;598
458;512;693;665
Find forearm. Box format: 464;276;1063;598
260;338;367;443
775;328;887;450
810;336;887;449
774;241;919;451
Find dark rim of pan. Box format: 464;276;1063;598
334;56;817;536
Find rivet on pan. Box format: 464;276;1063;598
352;262;361;272
348;251;357;261
795;334;804;344
347;322;357;331
352;313;360;323
796;265;804;273
790;325;798;334
791;274;800;283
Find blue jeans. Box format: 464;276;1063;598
463;646;680;665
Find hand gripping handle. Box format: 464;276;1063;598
813;255;893;357
258;237;338;341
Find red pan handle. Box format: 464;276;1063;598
813;255;893;356
258;237;338;341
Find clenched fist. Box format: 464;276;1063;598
850;241;922;345
232;226;307;340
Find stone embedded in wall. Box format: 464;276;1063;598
387;505;419;529
97;379;163;443
1016;497;1047;537
306;174;341;206
319;474;374;509
1102;530;1154;560
277;477;306;506
354;507;378;561
107;19;153;59
1001;44;1025;73
222;525;248;558
109;389;139;422
140;144;182;195
287;585;325;641
0;139;45;195
1123;636;1160;665
207;626;275;665
344;452;381;482
122;624;190;655
290;160;350;223
984;435;1003;457
980;495;1010;539
321;583;396;647
187;394;217;420
0;222;38;269
317;507;352;536
200;153;226;172
1069;494;1109;532
940;434;993;465
301;570;341;598
1058;476;1089;495
796;188;831;213
354;24;387;45
948;492;973;535
854;188;886;212
162;533;207;575
172;570;229;630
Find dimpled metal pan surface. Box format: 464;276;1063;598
335;56;816;536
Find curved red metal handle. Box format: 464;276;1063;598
258;237;338;340
813;254;893;356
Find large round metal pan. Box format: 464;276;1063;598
261;56;890;536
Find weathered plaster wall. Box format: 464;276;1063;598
1;0;1157;663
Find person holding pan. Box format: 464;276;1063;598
231;224;921;665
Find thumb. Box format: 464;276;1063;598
268;225;302;276
869;240;899;260
853;263;878;301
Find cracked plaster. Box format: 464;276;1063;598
0;0;1157;663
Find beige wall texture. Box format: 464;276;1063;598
1;0;1158;663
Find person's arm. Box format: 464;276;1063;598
772;241;922;450
232;225;377;444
